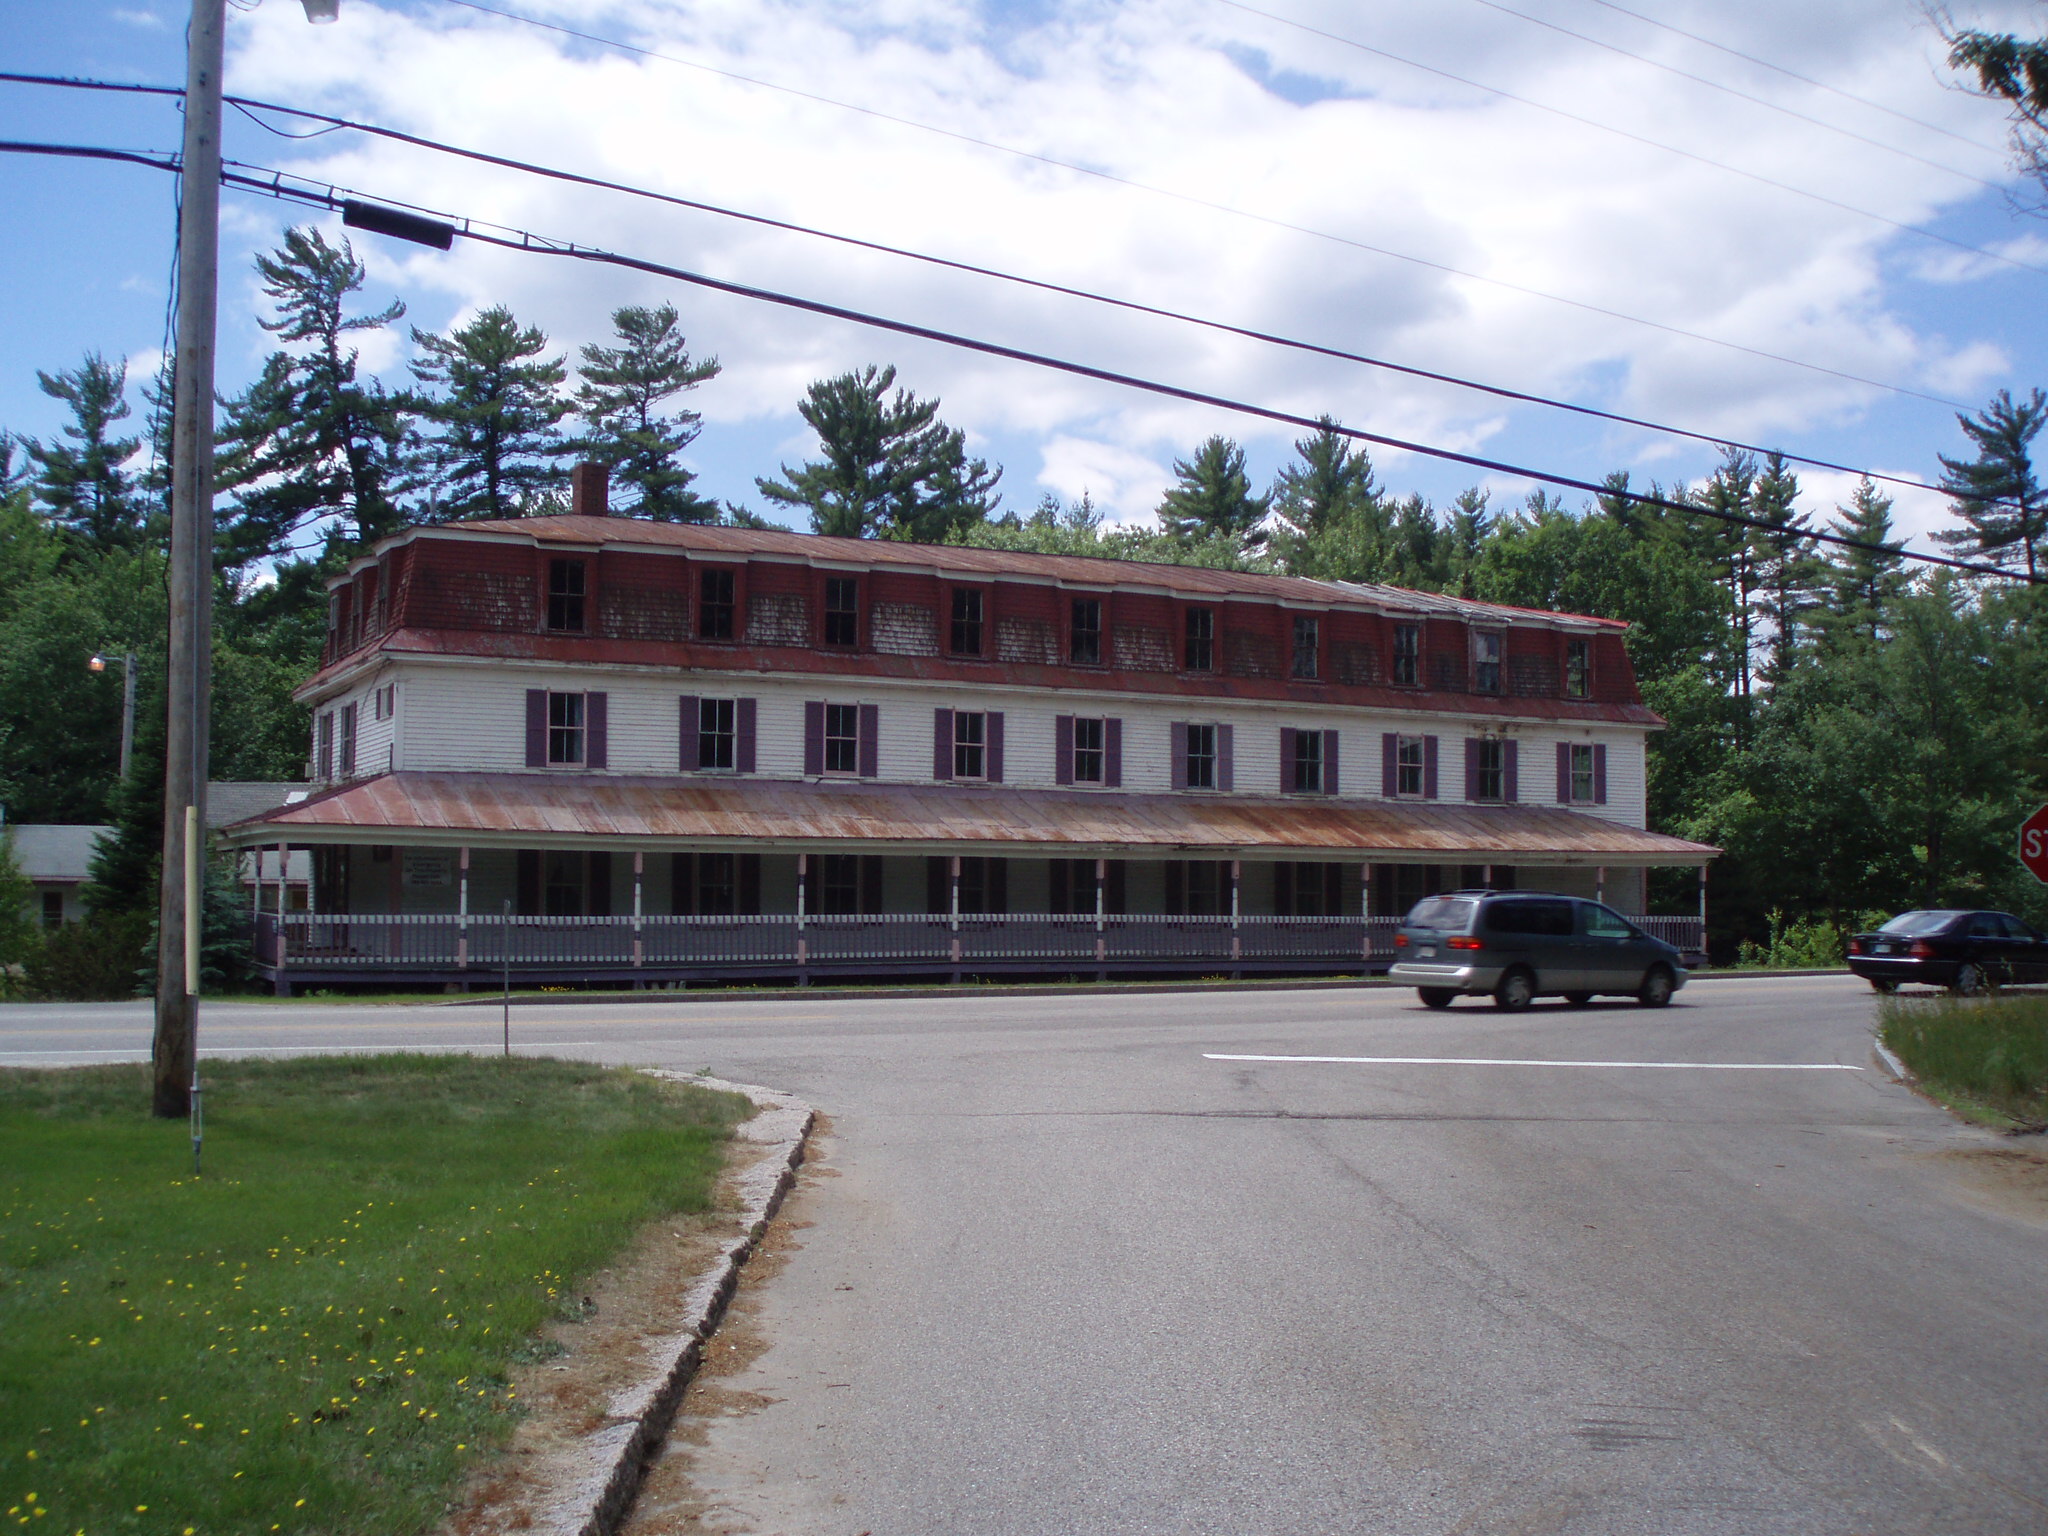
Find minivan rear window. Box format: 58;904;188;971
1485;899;1575;937
1878;910;1963;936
1407;897;1476;931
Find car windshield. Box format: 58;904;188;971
1407;897;1477;932
1877;910;1963;936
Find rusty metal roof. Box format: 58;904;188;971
362;518;1625;631
223;772;1716;866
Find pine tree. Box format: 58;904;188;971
1697;449;1760;709
1822;477;1906;644
1442;487;1494;597
215;228;411;563
1271;418;1379;541
574;303;721;522
1748;452;1822;682
756;365;999;540
27;353;143;551
1157;436;1269;547
409;306;572;520
1935;388;2047;579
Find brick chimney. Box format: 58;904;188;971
570;461;609;517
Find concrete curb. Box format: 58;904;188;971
530;1074;814;1536
1872;1040;1913;1082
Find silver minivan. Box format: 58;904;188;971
1388;890;1687;1010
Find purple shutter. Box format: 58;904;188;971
1106;859;1126;913
670;853;694;915
1381;732;1397;797
1593;743;1608;804
933;708;955;780
739;854;762;915
861;854;883;914
1556;742;1572;803
989;856;1008;913
516;849;541;914
525;689;547;767
805;701;825;776
1464;738;1479;802
678;695;700;771
1504;739;1519;802
1171;722;1188;790
1218;723;1235;791
1279;727;1297;792
859;703;880;778
585;691;608;769
1275;862;1294;913
586;851;613;917
1324;730;1339;795
736;698;757;774
1423;735;1438;800
1104;718;1123;787
1055;715;1075;786
1166;860;1185;914
986;710;1004;783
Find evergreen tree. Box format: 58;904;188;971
1697;449;1760;713
27;353;143;551
215;228;411;564
1748;452;1821;683
1157;436;1269;547
1270;418;1379;541
574;303;721;522
1935;387;2047;579
1442;487;1495;597
756;365;1000;541
409;305;572;520
1821;478;1906;645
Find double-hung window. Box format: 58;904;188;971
823;703;861;775
1185;723;1218;789
698;698;736;771
819;854;861;915
698;567;736;639
953;710;987;779
1396;735;1426;797
1569;743;1596;803
1184;607;1215;671
1475;739;1505;801
1072;717;1105;784
1291;728;1324;793
950;589;984;656
1291;615;1320;680
1070;598;1103;665
316;712;335;780
1565;638;1591;699
823;577;858;646
339;703;358;778
1392;623;1421;687
548;692;587;766
546;559;586;633
1473;631;1502;694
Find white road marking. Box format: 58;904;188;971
1205;1053;1862;1070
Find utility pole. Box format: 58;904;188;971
154;0;226;1120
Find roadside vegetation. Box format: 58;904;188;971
1879;993;2048;1129
0;1054;749;1536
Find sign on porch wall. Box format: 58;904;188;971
403;850;454;887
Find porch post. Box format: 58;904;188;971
1482;864;1493;887
1361;861;1373;962
949;854;962;966
1230;858;1242;964
1698;862;1708;953
387;846;404;959
1094;857;1106;965
1596;865;1606;905
457;845;470;971
796;852;809;983
632;850;644;970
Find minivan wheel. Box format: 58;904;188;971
1637;965;1675;1009
1418;988;1457;1010
1493;969;1535;1012
1951;963;1987;996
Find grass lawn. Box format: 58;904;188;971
0;1055;750;1536
1879;992;2048;1129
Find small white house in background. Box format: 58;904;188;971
211;783;315;914
6;824;109;929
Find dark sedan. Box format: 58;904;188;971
1846;909;2048;993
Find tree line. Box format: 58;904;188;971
1;222;2044;982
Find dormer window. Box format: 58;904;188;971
1565;638;1590;699
1070;598;1103;665
1392;623;1421;687
824;576;858;646
698;568;736;640
1184;607;1214;671
546;559;586;633
950;589;984;656
1473;630;1502;694
1291;615;1319;680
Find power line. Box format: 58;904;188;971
208;159;2037;584
0;124;2005;515
1574;0;2006;156
0;69;1989;415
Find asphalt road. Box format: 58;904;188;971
4;977;2045;1534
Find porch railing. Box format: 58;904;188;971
255;911;1703;975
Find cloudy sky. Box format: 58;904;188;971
4;0;2046;552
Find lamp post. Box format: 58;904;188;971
88;652;137;781
153;0;340;1123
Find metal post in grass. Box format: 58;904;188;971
502;898;512;1057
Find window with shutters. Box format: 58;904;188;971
546;559;586;633
823;576;858;647
818;854;862;914
543;850;587;916
950;589;984;656
956;856;1003;914
315;711;335;780
1185;723;1218;790
1184;607;1214;671
1565;638;1591;699
1173;860;1229;915
698;567;736;639
339;703;358;778
1570;742;1596;803
1475;738;1505;801
823;703;860;775
1392;623;1421;686
696;852;738;914
548;692;587;766
698;698;736;770
1397;735;1426;796
1473;630;1503;694
1070;598;1103;665
1072;717;1105;783
1291;615;1320;679
1291;729;1324;792
953;710;987;779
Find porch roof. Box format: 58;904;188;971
221;772;1718;868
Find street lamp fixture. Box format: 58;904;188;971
89;651;138;782
299;0;340;21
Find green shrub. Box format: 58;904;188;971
19;911;150;1000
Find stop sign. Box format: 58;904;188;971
2023;804;2048;885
